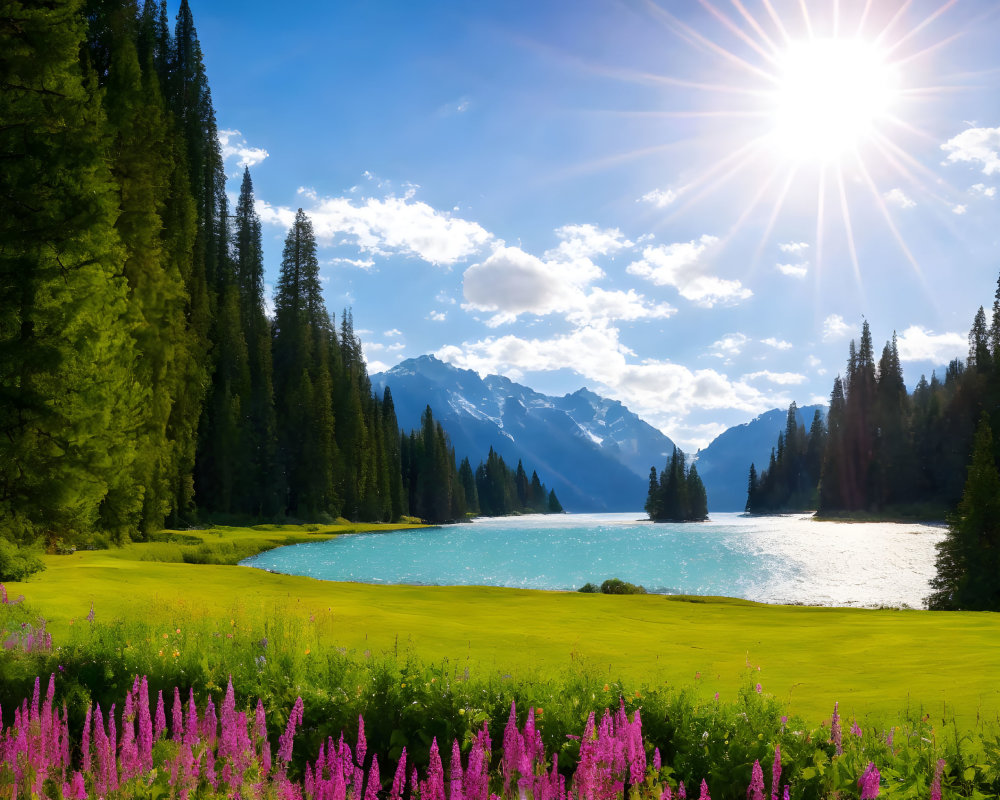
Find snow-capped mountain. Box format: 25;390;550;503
371;356;678;512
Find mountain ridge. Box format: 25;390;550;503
372;356;678;512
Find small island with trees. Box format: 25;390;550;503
644;446;709;522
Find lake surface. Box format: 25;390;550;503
240;512;946;608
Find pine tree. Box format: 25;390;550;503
458;457;479;515
645;467;661;519
232;168;279;516
745;464;758;513
686;464;708;520
529;471;545;512
547;490;563;513
969;306;991;374
100;25;191;537
927;416;1000;609
0;0;140;543
819;376;848;511
381;388;406;521
272;210;338;518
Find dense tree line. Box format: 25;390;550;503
927;415;1000;609
746;279;1000;518
644;447;708;522
744;403;826;513
400;407;562;523
0;0;561;545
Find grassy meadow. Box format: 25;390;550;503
6;523;1000;732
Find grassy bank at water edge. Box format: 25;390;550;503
7;522;1000;730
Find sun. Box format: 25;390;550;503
769;38;901;163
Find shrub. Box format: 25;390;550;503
600;578;646;595
0;538;45;581
578;582;600;593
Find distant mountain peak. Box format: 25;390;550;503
371;356;678;512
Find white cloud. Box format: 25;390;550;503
971;183;997;198
710;333;749;358
762;337;793;350
218;129;269;169
896;325;966;363
462;245;673;326
328;256;376;270
384;329;402;337
742;370;808;385
544;224;632;264
387;342;405;352
257;190;492;266
776;262;808;278
626;236;752;308
366;359;391;374
427;311;447;322
435;291;457;305
639;188;679;208
778;241;809;255
463;245;600;322
883;188;916;209
941;126;1000;175
435;323;779;450
952;204;967;215
822;314;852;341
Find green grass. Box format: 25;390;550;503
7;522;1000;731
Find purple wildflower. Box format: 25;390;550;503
858;762;880;800
700;778;711;800
930;758;945;800
357;715;367;768
748;760;765;800
830;702;842;755
771;745;781;800
390;747;407;800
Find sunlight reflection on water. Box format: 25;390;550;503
240;512;945;608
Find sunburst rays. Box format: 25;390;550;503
614;0;969;292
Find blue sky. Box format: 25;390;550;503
197;0;1000;450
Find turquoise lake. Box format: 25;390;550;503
240;512;945;608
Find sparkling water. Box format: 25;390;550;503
240;512;946;608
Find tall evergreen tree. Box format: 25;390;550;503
232;168;279;516
272;210;339;518
927;416;1000;609
102;26;189;536
745;464;758;513
0;0;140;543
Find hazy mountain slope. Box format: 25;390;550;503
695;404;827;511
371;356;678;512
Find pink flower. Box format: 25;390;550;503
699;778;711;800
755;683;762;694
748;760;765;800
390;748;407;800
653;747;661;772
357;715;367;768
830;702;842;755
930;758;945;800
770;746;781;800
858;762;880;800
154;690;166;741
364;755;380;800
